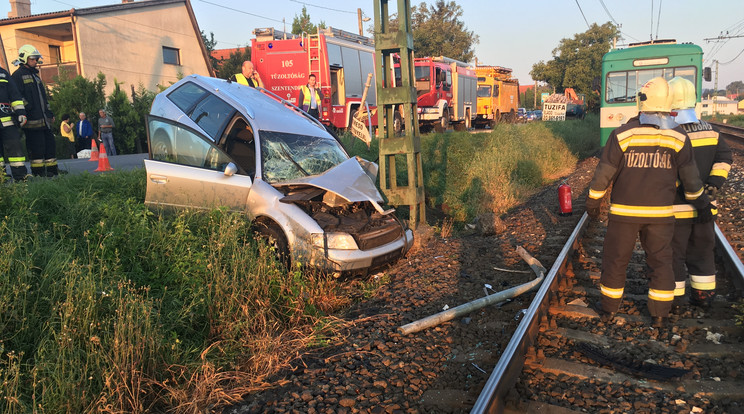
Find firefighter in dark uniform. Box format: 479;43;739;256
668;77;732;309
0;65;28;182
11;44;57;177
585;77;709;328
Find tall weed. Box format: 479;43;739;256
0;171;345;412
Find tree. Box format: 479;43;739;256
214;47;251;80
291;6;326;35
726;80;744;98
201;30;219;72
530;22;619;112
411;1;478;62
105;80;140;154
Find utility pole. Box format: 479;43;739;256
533;81;537;109
713;60;719;118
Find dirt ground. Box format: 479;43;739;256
227;156;600;414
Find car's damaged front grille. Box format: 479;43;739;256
354;221;403;250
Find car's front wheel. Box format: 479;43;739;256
254;220;290;270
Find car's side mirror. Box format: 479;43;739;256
224;162;238;176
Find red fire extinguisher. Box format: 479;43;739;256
559;181;573;216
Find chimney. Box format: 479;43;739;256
8;0;31;18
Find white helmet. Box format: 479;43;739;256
668;77;696;110
668;77;699;123
637;77;672;113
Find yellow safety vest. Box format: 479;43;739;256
234;73;258;87
300;85;321;110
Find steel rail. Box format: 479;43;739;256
470;217;744;413
470;212;590;414
715;222;744;290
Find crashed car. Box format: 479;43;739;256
145;74;413;275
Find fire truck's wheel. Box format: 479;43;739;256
254;220;290;270
435;108;449;133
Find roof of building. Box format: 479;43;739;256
0;0;186;25
211;47;249;61
702;98;738;105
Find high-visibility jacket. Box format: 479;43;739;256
11;64;53;129
299;85;322;112
586;116;707;223
673;120;732;220
232;73;259;87
0;67;26;128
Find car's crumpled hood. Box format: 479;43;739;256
274;157;383;203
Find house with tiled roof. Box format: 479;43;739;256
0;0;212;95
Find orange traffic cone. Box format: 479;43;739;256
94;143;113;172
89;139;99;162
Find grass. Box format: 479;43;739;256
0;171;347;413
1;116;600;412
342;114;599;225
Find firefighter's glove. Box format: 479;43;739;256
694;203;715;224
585;200;601;220
705;184;718;199
17;115;27;127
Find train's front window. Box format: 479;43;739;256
605;66;697;104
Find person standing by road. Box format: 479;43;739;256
230;61;263;88
298;74;323;119
11;44;57;177
668;77;732;309
60;114;76;159
97;109;116;156
0;64;29;182
76;112;95;151
585;77;710;328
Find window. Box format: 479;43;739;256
605;66;697;104
163;46;180;65
148;117;232;171
49;45;61;64
166;82;236;139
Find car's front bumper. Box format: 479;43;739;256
297;228;414;273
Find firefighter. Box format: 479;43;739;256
11;44;57;177
668;77;732;309
230;61;263;88
298;74;323;119
585;77;710;328
0;65;29;182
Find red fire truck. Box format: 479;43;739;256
395;56;477;132
251;27;377;131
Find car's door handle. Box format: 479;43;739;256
149;174;168;184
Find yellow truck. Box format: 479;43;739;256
474;65;520;127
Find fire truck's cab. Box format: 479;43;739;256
251;27;377;131
395;56;477;132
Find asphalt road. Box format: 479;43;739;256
57;153;148;174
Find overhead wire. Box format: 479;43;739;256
289;0;356;14
197;0;283;23
574;0;591;29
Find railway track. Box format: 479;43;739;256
472;212;744;412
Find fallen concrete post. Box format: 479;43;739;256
398;246;546;335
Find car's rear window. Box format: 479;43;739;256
167;82;209;114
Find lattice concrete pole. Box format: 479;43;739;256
373;0;426;227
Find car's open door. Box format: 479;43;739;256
144;115;252;212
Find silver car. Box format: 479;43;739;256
145;75;413;275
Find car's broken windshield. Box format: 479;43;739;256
260;130;348;183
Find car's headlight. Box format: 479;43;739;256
311;233;358;250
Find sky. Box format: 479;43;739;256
2;0;742;90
